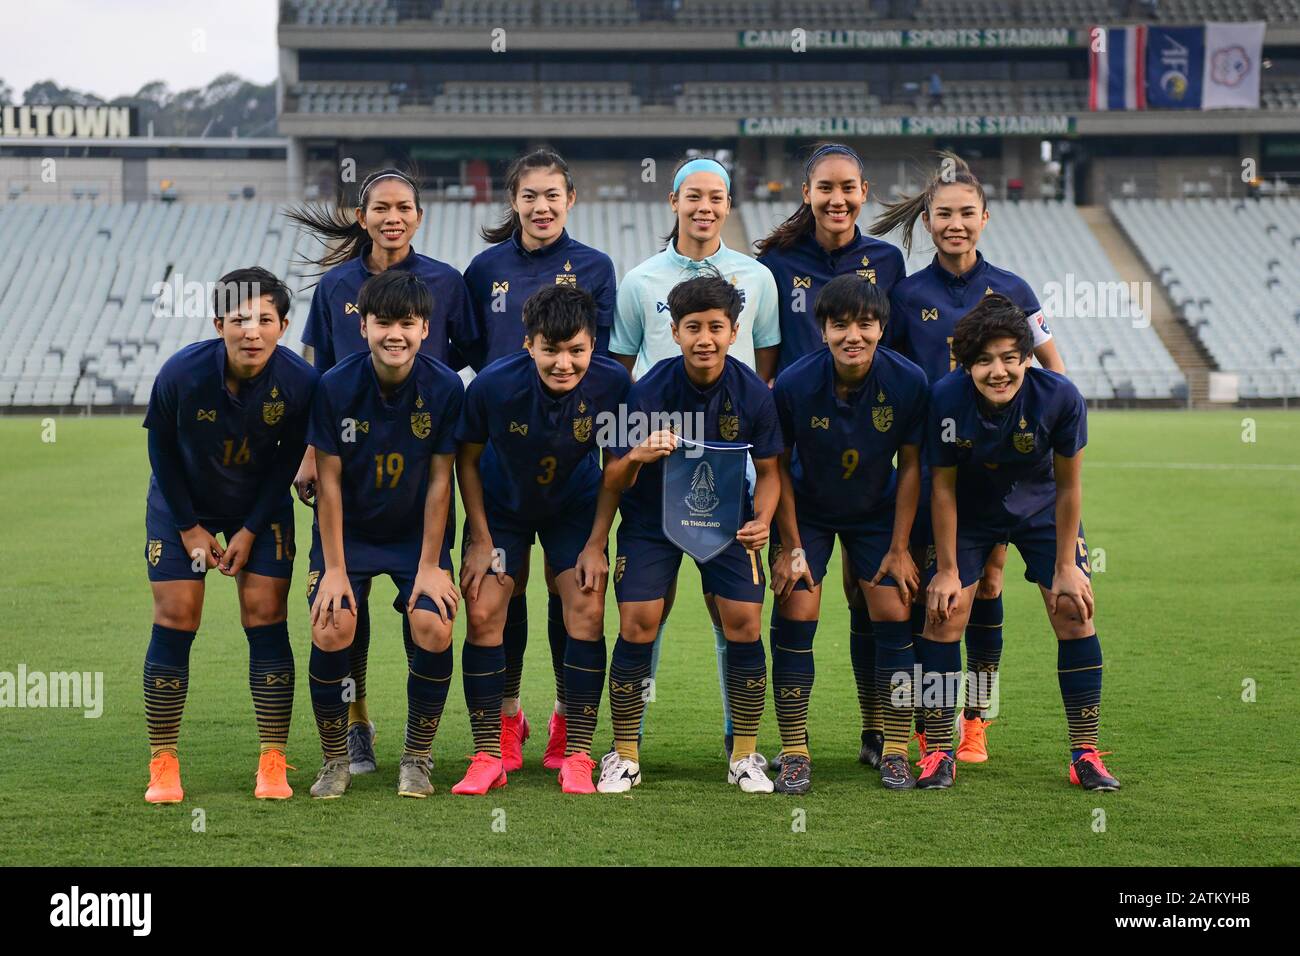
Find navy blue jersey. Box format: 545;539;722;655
887;252;1052;385
301;241;480;372
774;346;928;523
462;229;616;368
307;351;464;542
455;351;630;514
611;355;782;533
142;339;318;529
926;366;1086;526
758;226;906;374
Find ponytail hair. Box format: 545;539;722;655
481;147;575;245
662;154;733;247
285;166;423;277
754;141;865;256
868;150;986;256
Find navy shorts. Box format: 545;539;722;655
613;522;765;605
306;523;454;618
145;500;295;582
956;508;1090;591
466;498;598;579
770;504;902;591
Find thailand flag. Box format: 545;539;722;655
1090;25;1147;111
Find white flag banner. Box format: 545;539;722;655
1201;21;1265;110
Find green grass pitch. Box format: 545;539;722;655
1;410;1297;866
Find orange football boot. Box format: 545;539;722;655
145;752;184;804
500;710;530;773
542;710;567;770
254;749;294;799
557;752;597;794
955;716;990;764
451;752;508;795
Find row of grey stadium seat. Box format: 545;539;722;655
283;0;1300;28
287;82;1164;117
17;197;1296;406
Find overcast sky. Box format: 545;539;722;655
2;0;279;99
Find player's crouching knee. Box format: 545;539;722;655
563;599;604;642
407;609;452;652
465;599;500;636
311;616;356;652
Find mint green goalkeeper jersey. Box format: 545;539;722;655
610;238;781;379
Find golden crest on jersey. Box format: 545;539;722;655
871;389;893;432
556;259;577;287
411;412;431;439
147;539;162;567
492;280;510;295
344;302;360;315
411;394;431;439
1013;416;1035;454
509;421;529;436
262;386;285;426
573;415;593;443
811;416;829;430
921;308;939;322
856;256;876;283
196;408;217;422
793;275;812;289
718;398;739;441
307;570;320;596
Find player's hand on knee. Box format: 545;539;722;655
180;525;224;571
873;546;919;607
1050;564;1094;622
311;568;355;629
771;547;809;601
412;565;459;621
459;537;502;602
219;527;255;576
926;569;961;625
735;519;768;552
574;543;608;593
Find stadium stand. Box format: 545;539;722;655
1110;198;1300;398
740;200;1188;401
0;203;311;408
1148;0;1257;22
431;0;531;27
538;0;639;28
10;196;1298;406
292;82;399;114
906;0;1018;26
1258;0;1300;21
289;0;398;26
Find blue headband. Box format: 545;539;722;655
673;158;731;194
804;144;864;180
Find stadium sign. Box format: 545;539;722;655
740;115;1078;136
738;28;1078;50
1;104;135;139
